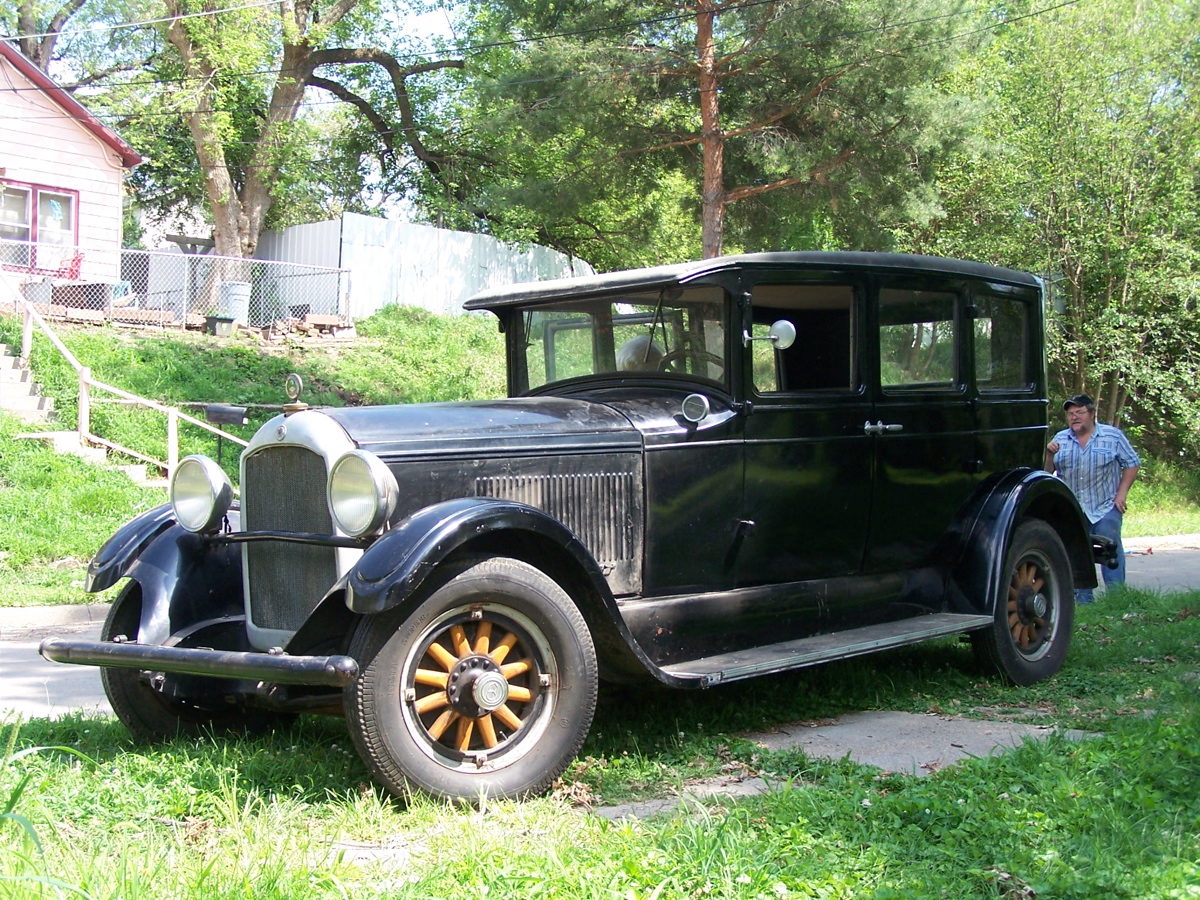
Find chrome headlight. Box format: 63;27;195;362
171;455;233;534
327;450;398;537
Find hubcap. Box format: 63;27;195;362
446;654;510;717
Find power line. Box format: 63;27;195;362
0;1;1038;117
8;0;1174;134
5;0;287;40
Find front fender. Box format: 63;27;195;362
88;505;245;646
87;503;177;593
947;468;1094;617
345;497;611;615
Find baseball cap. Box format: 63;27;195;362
1062;393;1094;411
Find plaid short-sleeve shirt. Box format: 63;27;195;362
1051;422;1140;524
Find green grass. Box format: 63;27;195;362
1124;456;1200;537
1;587;1197;898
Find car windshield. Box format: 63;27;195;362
516;285;728;392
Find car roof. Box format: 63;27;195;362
463;251;1042;311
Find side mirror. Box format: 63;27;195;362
742;319;796;350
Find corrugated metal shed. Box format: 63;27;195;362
257;214;592;319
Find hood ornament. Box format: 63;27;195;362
283;373;308;416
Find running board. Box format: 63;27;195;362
661;613;993;686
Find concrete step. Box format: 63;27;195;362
0;387;54;412
17;431;108;465
0;344;53;423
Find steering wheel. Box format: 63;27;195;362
658;348;724;378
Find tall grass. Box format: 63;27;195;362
1125;456;1200;536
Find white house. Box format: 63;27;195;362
0;41;141;285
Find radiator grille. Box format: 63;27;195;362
243;446;337;632
475;473;636;564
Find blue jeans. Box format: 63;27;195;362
1076;507;1124;604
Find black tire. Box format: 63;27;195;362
972;519;1074;686
344;555;598;802
101;583;288;741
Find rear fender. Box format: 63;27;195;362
88;505;245;646
948;469;1095;617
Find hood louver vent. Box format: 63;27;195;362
475;473;636;565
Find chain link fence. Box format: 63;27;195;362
1;238;350;330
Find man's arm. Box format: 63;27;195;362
1044;440;1060;473
1114;465;1139;514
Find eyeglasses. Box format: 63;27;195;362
1066;408;1091;418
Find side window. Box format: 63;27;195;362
1;185;31;267
878;288;957;389
1;182;78;272
750;284;855;394
974;293;1030;391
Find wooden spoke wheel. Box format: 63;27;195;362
972;519;1074;686
402;604;553;766
1008;558;1052;656
345;555;598;801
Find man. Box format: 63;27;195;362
1044;394;1140;603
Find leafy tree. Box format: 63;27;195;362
423;0;975;264
3;0;159;83
6;1;467;258
896;0;1200;451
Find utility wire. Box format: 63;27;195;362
4;0;287;40
2;0;1094;123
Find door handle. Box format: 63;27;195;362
862;420;904;435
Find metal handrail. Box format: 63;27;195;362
8;293;249;479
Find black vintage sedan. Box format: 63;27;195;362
41;252;1104;801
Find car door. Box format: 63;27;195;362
864;276;979;577
737;275;874;595
971;283;1046;475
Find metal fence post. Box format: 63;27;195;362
78;367;91;444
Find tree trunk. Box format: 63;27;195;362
696;0;725;259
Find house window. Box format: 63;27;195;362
0;182;78;272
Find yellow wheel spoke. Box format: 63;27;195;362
473;621;493;655
1008;612;1020;629
455;717;474;752
491;632;519;665
507;685;532;703
427;709;458;741
450;624;471;658
477;714;498;749
414;668;449;689
426;640;458;671
1031;576;1044;592
492;703;522;732
1011;622;1023;642
501;658;532;679
415;691;449;715
1009;585;1019;603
